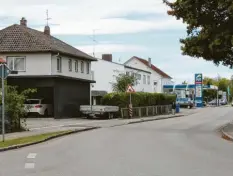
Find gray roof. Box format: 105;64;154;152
0;24;97;61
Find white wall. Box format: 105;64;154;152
124;67;152;92
91;59;125;93
51;54;92;81
1;53;51;76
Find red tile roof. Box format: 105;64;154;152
132;56;172;79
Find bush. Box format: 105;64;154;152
0;84;36;132
101;92;176;108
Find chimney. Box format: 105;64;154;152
44;25;50;35
102;54;112;62
148;57;152;67
20;17;27;26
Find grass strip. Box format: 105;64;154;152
0;130;73;148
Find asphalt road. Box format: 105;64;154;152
1;107;233;176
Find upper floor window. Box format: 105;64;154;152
75;60;78;72
143;75;146;84
86;62;90;74
6;56;26;71
147;75;150;85
137;74;141;80
126;71;130;76
57;57;62;72
81;61;84;73
68;59;72;71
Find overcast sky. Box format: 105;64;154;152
0;0;232;84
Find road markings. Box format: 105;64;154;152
25;153;37;169
27;153;37;159
25;163;35;169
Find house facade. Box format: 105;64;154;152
0;17;96;118
91;54;169;104
124;56;173;93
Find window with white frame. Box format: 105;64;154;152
147;75;150;85
6;56;26;71
57;57;62;72
126;71;130;76
81;61;84;73
75;60;78;72
86;62;90;74
143;75;146;84
68;59;72;71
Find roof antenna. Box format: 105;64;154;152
89;29;99;57
45;9;51;26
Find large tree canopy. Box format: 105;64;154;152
164;0;233;67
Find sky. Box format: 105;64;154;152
0;0;232;84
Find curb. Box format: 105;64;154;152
0;127;99;152
127;114;184;125
220;123;233;142
110;114;184;127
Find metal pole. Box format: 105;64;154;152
130;92;132;104
90;83;92;113
2;64;5;142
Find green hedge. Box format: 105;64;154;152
101;92;176;108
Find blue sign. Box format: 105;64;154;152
0;64;11;79
195;73;202;84
195;73;203;107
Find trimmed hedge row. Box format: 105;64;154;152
101;92;176;108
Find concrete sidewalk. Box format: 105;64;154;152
3;108;200;141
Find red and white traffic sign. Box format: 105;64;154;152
126;85;135;93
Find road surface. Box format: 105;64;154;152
1;107;233;176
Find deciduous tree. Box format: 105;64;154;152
164;0;233;67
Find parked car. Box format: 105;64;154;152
24;98;53;116
220;99;227;105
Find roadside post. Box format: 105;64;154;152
0;58;11;142
126;85;135;118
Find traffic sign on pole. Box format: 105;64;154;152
0;64;11;79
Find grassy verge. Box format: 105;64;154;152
0;130;73;148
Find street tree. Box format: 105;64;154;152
112;73;137;92
164;0;233;68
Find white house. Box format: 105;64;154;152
91;54;172;104
0;17;97;118
124;56;173;93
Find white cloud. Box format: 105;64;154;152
76;43;147;54
0;0;185;35
157;55;233;84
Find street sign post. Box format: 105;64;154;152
0;61;11;142
126;85;135;118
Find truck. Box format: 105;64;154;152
80;105;119;119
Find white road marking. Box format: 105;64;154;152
24;163;35;169
27;153;37;159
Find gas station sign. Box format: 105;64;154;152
195;73;203;107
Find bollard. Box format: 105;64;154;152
128;104;133;118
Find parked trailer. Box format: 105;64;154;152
80;105;119;119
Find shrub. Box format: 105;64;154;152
101;92;176;108
0;84;36;132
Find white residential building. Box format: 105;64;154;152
91;54;173;103
124;56;173;93
0;17;96;118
